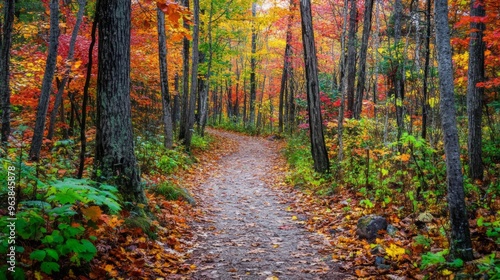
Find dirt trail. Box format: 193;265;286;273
188;129;351;280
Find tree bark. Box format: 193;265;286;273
279;0;295;133
78;9;98;179
467;0;485;180
249;2;257;127
354;0;374;119
421;0;431;140
157;8;174;149
0;0;14;143
179;0;190;141
299;0;330;173
394;0;404;141
338;0;349;162
346;0;357;115
183;0;200;151
95;0;146;204
48;0;87;140
29;0;60;160
198;0;213;136
434;0;474;261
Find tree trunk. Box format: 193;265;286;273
338;0;349;162
279;0;295;133
183;0;200;151
346;0;357;115
157;8;174;149
179;0;190;142
288;66;295;132
354;0;374;119
95;0;145;204
0;0;15;143
249;2;257;127
29;0;60;160
299;0;330;173
78;5;98;179
48;0;87;140
434;0;474;261
394;0;404;141
421;0;431;140
467;0;485;180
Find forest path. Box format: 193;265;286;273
188;129;351;280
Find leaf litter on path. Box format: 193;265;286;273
188;129;353;280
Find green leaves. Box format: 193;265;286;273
1;178;121;276
420;249;448;269
40;262;60;274
45;179;121;213
30;250;46;261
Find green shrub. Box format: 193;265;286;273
0;178;121;277
191;133;213;151
150;182;195;205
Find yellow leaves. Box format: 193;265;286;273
104;264;118;276
441;269;453;276
266;276;279;280
326;121;337;129
385;243;406;260
71;60;82;71
428;97;439;108
291;215;298;221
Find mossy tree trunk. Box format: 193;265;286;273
95;0;146;204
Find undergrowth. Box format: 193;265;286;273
283;116;500;278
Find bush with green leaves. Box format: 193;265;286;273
284;132;326;190
135;138;192;175
149;181;195;205
0;178;121;277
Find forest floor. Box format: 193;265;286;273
186;129;353;280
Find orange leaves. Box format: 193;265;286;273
82;206;103;222
399;153;411;162
156;0;192;29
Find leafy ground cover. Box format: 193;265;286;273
280;118;500;279
0;130;236;279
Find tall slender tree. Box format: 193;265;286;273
157;8;174;149
78;0;98;179
249;2;257;127
95;0;146;204
0;0;15;143
394;0;404;141
279;0;295;133
435;0;474;261
354;0;374;119
29;0;60;160
182;0;200;150
421;0;432;140
179;0;191;141
345;0;357;115
47;0;87;140
467;0;485;180
198;0;214;137
299;0;330;173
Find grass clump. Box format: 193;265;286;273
150;182;196;205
